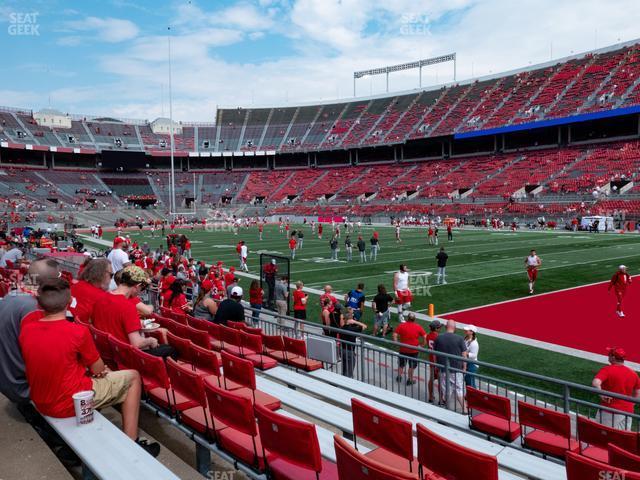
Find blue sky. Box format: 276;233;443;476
1;0;640;121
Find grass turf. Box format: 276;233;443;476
83;224;640;399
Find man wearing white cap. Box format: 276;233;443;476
214;286;245;325
609;265;632;317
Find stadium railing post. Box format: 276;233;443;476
195;443;211;476
359;337;365;381
563;384;571;414
444;358;451;411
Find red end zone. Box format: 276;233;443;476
444;276;638;363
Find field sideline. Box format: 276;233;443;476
82;223;640;390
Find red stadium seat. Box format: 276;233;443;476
186;315;210;332
131;347;176;411
577;416;639;462
89;325;116;370
188;343;221;380
185;325;212;350
219;351;281;410
166;358;210;435
566;450;640;480
165;319;190;339
517;401;578;458
204;322;224;351
166;331;192;364
333;435;419;480
351;398;417;472
108;336;136;370
416;423;499;480
466;386;520;441
203;379;265;471
228;320;248;331
283;337;322;371
152;314;173;330
245;326;263;336
219;325;244;357
254;403;338;479
609;443;640;473
262;334;291;363
240;331;277;370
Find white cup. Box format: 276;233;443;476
72;390;95;425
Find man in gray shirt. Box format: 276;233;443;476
274;277;289;320
434;320;468;411
0;258;61;404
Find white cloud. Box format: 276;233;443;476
12;0;640;121
63;16;139;43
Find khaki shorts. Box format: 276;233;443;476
92;370;134;410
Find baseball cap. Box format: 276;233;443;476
229;266;236;272
201;279;213;291
121;265;150;285
464;324;478;333
607;347;626;360
619;265;627;270
430;320;442;329
231;286;243;297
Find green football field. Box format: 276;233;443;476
83;224;640;393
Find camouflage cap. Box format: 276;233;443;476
121;265;150;285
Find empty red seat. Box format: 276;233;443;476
609;443;640;472
334;435;419;480
262;334;291;363
255;403;337;479
577;416;639;463
240;331;277;370
108;336;136;370
220;325;244;357
220;351;281;410
89;325;116;370
351;398;417;472
204;378;265;470
517;401;578;457
166;358;210;435
132;347;185;411
228;320;247;331
466;386;520;441
416;423;499;480
283;337;322;371
566;450;640;480
185;325;212;350
166;331;192;363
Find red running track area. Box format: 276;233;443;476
445;276;638;363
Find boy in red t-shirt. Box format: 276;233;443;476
20;278;158;455
393;313;427;386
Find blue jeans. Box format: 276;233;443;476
465;362;478;388
250;304;261;324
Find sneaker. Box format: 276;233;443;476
395;375;402;383
620;312;626;317
616;311;622;317
136;438;161;458
406;380;416;386
442;281;447;285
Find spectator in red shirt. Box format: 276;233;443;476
92;266;163;355
167;279;191;316
70;258;112;324
426;320;443;403
248;279;263;325
292;281;308;329
393;313;427;386
319;284;337;311
224;267;236;289
592;347;640;430
19;278;159;456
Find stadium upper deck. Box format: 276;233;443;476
1;41;640;155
